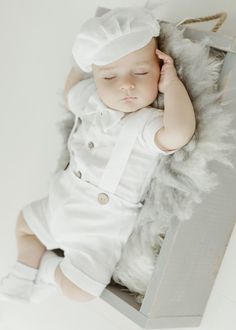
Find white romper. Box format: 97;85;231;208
22;78;178;297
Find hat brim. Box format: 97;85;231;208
90;30;155;70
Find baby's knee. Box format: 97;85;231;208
55;266;96;302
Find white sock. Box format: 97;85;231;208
35;250;63;285
0;262;38;302
12;261;38;281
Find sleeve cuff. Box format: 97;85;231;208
142;110;179;155
60;257;106;297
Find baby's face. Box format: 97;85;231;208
92;38;160;113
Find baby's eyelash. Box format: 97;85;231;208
135;72;148;75
104;72;148;80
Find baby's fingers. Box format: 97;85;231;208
156;49;173;64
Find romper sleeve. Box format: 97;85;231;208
67;77;96;115
141;108;180;155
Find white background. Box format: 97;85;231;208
0;1;236;329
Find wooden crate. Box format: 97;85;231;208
100;26;236;329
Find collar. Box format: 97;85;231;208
82;91;126;131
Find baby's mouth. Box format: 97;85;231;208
121;96;137;101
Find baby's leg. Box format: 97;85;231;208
54;265;95;302
0;211;47;302
16;212;95;302
2;211;95;302
16;210;46;268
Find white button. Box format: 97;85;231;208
98;193;109;205
88;141;94;149
75;170;82;178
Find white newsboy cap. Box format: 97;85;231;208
72;6;160;72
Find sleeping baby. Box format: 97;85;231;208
0;6;196;303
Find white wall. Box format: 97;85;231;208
0;1;236;329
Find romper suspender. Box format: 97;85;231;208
98;108;150;194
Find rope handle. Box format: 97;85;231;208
176;12;227;32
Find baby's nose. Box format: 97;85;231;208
119;77;135;90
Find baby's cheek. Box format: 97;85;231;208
147;77;158;96
146;84;158;105
97;83;111;98
99;86;116;107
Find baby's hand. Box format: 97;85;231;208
156;49;179;93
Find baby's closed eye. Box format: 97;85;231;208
135;72;148;75
104;72;149;80
104;76;116;80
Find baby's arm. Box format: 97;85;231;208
64;65;85;109
154;49;196;151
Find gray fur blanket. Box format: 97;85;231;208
55;22;236;304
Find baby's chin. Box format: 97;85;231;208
107;99;149;113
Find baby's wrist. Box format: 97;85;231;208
163;77;181;94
